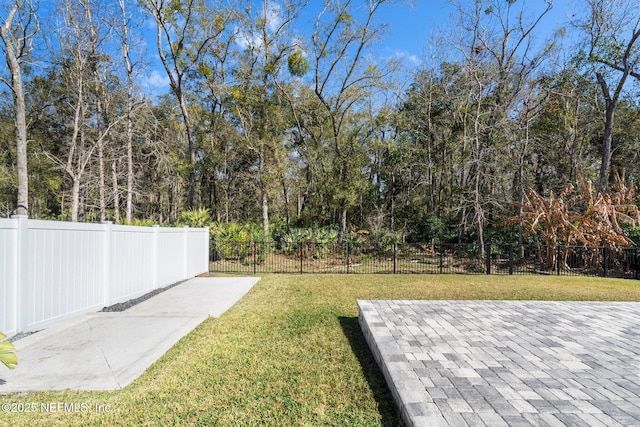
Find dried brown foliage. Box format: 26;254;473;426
505;170;640;269
571;170;640;247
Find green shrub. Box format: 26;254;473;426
210;222;265;260
280;229;305;255
280;226;338;258
179;208;211;228
344;232;366;254
623;224;640;246
126;217;157;227
378;232;403;253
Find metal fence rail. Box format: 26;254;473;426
210;241;640;279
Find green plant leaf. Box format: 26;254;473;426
287;50;309;77
0;333;18;370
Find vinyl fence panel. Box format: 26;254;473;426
186;227;209;277
0;219;18;338
109;224;157;304
26;220;106;331
0;217;209;337
157;227;189;288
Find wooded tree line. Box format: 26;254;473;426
1;0;639;245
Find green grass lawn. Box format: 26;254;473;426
2;274;640;426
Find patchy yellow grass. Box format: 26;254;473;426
2;274;639;426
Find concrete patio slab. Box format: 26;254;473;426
358;300;640;427
0;276;260;393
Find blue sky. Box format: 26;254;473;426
141;0;574;94
374;0;573;66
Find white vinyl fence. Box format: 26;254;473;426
0;216;209;337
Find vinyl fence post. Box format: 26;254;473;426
183;226;189;280
102;221;113;306
13;215;28;334
204;226;210;273
152;225;160;289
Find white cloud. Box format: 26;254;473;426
265;3;282;33
141;70;171;90
391;51;420;67
235;2;285;51
235;25;262;50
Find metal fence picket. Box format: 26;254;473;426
208;241;640;280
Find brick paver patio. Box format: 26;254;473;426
358;300;640;427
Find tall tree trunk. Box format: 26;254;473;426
598;100;615;194
473;88;485;255
212;166;220;221
259;141;269;239
119;0;135;223
261;191;269;240
112;159;120;223
12;64;27;216
389;172;395;231
147;0;216;211
87;3;106;223
96;96;106;222
126;113;134;222
474;166;484;255
67;83;84;222
0;4;29;216
71;177;80;222
585;3;640;194
282;176;290;230
98;137;106;222
168;182;175;223
178;94;197;208
338;207;347;244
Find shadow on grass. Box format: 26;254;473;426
338;316;403;426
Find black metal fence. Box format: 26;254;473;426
209;241;640;279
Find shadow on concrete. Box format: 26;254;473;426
338;316;403;426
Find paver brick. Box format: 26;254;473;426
358;300;640;427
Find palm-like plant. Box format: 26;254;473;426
280;227;339;258
210;222;262;260
179;208;212;228
0;332;17;370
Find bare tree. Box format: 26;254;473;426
0;0;38;216
576;0;640;194
46;0;124;222
117;0;141;223
232;0;307;238
449;0;552;253
310;0;392;243
197;7;235;224
142;0;227;208
86;0;108;222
